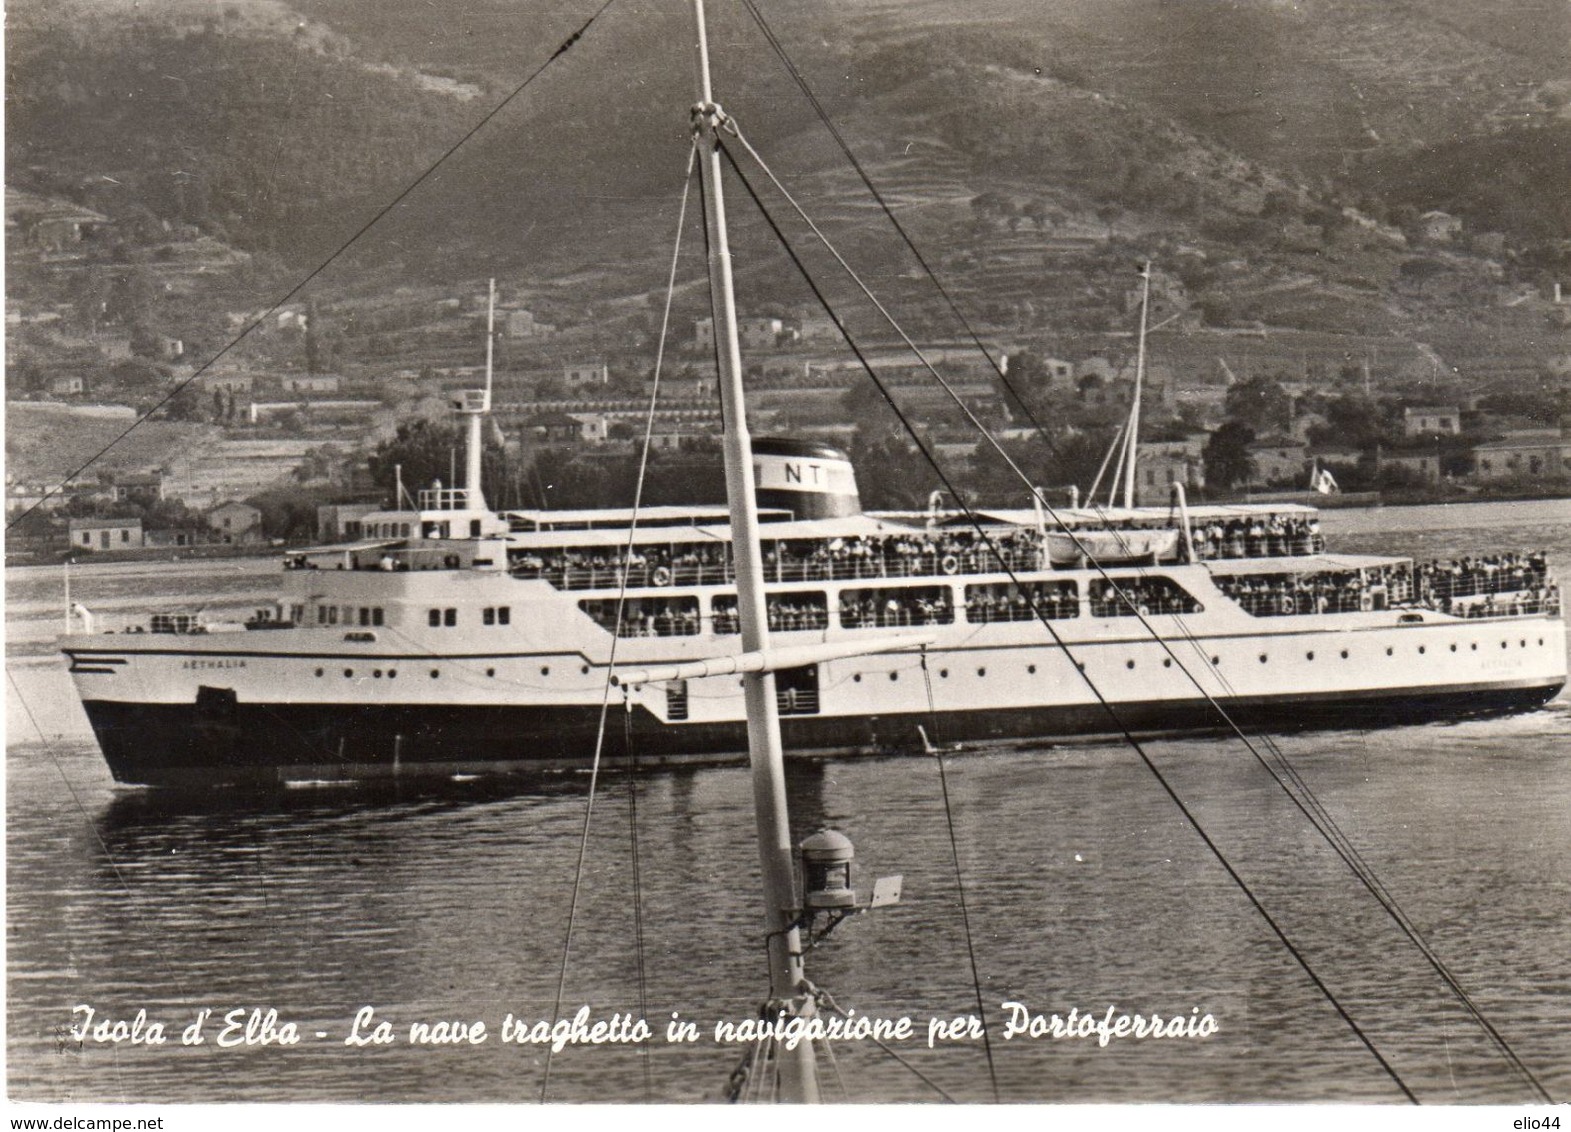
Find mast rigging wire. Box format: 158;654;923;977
540;140;697;1103
717;139;1419;1103
714;127;1553;1101
920;651;1001;1101
734;0;1062;460
6;0;622;534
624;698;652;1102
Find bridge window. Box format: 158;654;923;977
482;606;512;626
965;581;1078;623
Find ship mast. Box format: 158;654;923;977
1122;261;1152;510
692;0;819;1102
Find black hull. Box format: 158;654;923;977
82;678;1565;788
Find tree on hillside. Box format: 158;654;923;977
157;384;206;422
1310;393;1392;450
1096;203;1122;239
841;376;903;432
1223;375;1292;434
846;429;930;510
367;419;462;496
1203;420;1256;492
246;487;325;542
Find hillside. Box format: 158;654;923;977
5;403;216;482
9;0;1567;278
7;0;1568;412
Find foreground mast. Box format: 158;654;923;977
691;0;819;1102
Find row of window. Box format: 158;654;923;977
317;605;386;627
577;580;1202;636
426;606;512;628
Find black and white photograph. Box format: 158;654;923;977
5;0;1571;1118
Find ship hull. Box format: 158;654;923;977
80;676;1564;788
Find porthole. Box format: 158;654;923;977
1470;643;1478;651
373;669;383;678
977;667;987;677
1259;654;1268;664
541;666;551;676
314;667;324;677
1027;664;1036;674
1520;640;1527;648
1076;661;1086;672
1127;659;1136;669
581;665;590;675
1385;647;1393;656
486;668;496;678
1340;650;1349;659
1210;656;1220;666
1540;638;1546;647
854;674;862;683
343;668;354;678
430;669;440;678
1418;646;1425;655
1162;658;1172;668
1501;641;1509;649
1449;644;1457;652
388;669;397;679
889;671;899;682
1306;651;1315;661
940;668;949;679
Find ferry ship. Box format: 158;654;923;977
61;418;1566;787
53;22;1566;790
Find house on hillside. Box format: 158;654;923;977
68;517;143;552
1246;435;1309;487
567;413;613;444
1037;357;1075;383
563;362;610;391
1471;429;1571;483
1402;405;1462;437
657;372;717;400
1134;438;1206;506
111;472;167;502
504;309;555;339
48;375;86;397
13;198;113;253
760;358;810;381
281;374;341;395
1378;450;1442;484
693;317;715;353
1418;211;1462;244
525;411;585;444
795;315;838;344
207;501;264;545
739;317;785;351
201;372;254;395
1123;271;1190;324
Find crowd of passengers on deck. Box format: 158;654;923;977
1216;554;1558;618
1089;578;1204;617
1191;516;1323;560
505;515;1327;588
840;588;954;628
965;583;1078;622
